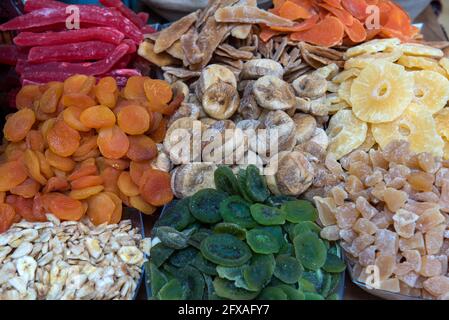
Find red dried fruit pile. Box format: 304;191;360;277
260;0;420;47
0;0;156;84
0;74;181;233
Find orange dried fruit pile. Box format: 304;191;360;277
260;0;419;47
0;74;179;233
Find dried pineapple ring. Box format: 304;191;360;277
344;38;401;59
326;110;367;160
434;108;449;140
444;138;449;160
439;58;449;78
372;103;444;158
356;126;376;152
350;61;414;124
344;49;403;70
399;43;444;59
338;79;353;105
397;55;447;75
412;70;449;114
332;68;360;84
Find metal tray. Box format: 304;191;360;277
145;201;346;300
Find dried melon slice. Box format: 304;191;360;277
434;108;449;140
399;43;444;59
372;103;444;158
344;38;401;59
412;70;449;114
326;110;368;160
344;49;402;70
397;55;447;75
350;61;414;123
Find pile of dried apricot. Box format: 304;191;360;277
0;74;180;233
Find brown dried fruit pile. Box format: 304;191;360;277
0;75;179;233
315;140;449;299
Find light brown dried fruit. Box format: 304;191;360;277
214;6;294;27
383;188;408;212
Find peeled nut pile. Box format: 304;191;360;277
164;59;343;199
0;215;144;300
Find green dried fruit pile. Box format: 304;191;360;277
145;165;346;300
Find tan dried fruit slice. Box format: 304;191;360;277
350;61;414;123
344;38;401;59
344;49;402;70
137;41;179;67
434;108;449;140
338;79;353;105
399;43;444;58
326;110;367;160
372;103;444;158
397;55;447;75
440;58;449;77
214;6;294;27
412;70;449;114
331;68;360;84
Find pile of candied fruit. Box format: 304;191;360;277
0;74;182;233
315;140;449;299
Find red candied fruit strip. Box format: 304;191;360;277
99;0;146;28
0;45;19;65
28;41;117;64
24;0;65;12
14;27;125;47
0;6;143;44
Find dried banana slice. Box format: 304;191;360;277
198;64;237;98
238;81;262;120
344;38;401;59
350;61;414;123
170;163;217;198
292;73;328;99
326;110;367;160
262;110;296;154
313;63;339;80
240;59;284;80
412;70;449;114
202;81;240;120
253;76;296;111
171;81;189;102
372;103;444;158
265;151;315;196
344;48;403;70
399;43;444;59
293;113;317;144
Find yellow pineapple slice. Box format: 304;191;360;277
338;79;353;105
350;61;414;123
344;48;402;70
397;55;447;75
328;101;350;115
412;70;449;114
434;108;449;140
344;38;401;59
372;103;444;158
326;109;367;160
332;68;360;84
444;139;449;160
399;43;444;58
439;58;449;78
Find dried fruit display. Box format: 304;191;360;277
0;75;179;233
147;165;345;300
314;140;449;300
0;215;144;300
0;0;155;83
261;0;420;46
325;38;449;160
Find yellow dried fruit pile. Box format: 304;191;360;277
326;39;449;160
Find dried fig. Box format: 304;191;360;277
238;81;262;120
293;73;328;99
202;81;240;120
293;113;317;144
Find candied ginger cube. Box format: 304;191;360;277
375;229;399;256
407;171;434;192
436;255;448;275
382;140;411;165
425;224;445;255
353;218;377;235
358;245;376;267
340;228;357;242
356;196;378;219
402;250;422;272
393;209;419;225
349;161;373;183
435;168;449;187
320;225;340;241
345;175;365;195
330;186;348;206
417;152;440;174
364;169;384;187
369;149;388;170
378;278;400;293
420;255;443;277
423;276;449;297
394;222;416;239
375;255;396;280
370;181;386;202
383;187;408;212
399;232;426;255
439;181;449;213
335;203;359;229
394;262;414;276
314;196;338;226
325;153;344;176
417;208;445;233
404;200;440;215
351;234;375;256
397;271;420;288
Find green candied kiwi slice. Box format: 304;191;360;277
304;292;325;300
154;226;191;249
168;247;198;268
274;255;304;284
156;279;185;300
244;164;270;203
281;200;318;223
189;188;228;224
200;234;252;267
302;269;324;292
250;203;286;226
154;197;194;231
213;222;247;240
293;231;327;271
188;229;213;249
219;196;257;228
243;254;276;291
276;285;305;300
298;278;317;293
214;165;240;196
178;265;205;300
146;262;168;298
246;229;281;254
213;278;260;300
237;169;255;203
258;286;288;300
150;243;175;267
320;272;333;297
323;253;347;273
265;195;297;208
191;253;218;276
327;293;339;300
293;221;322;237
